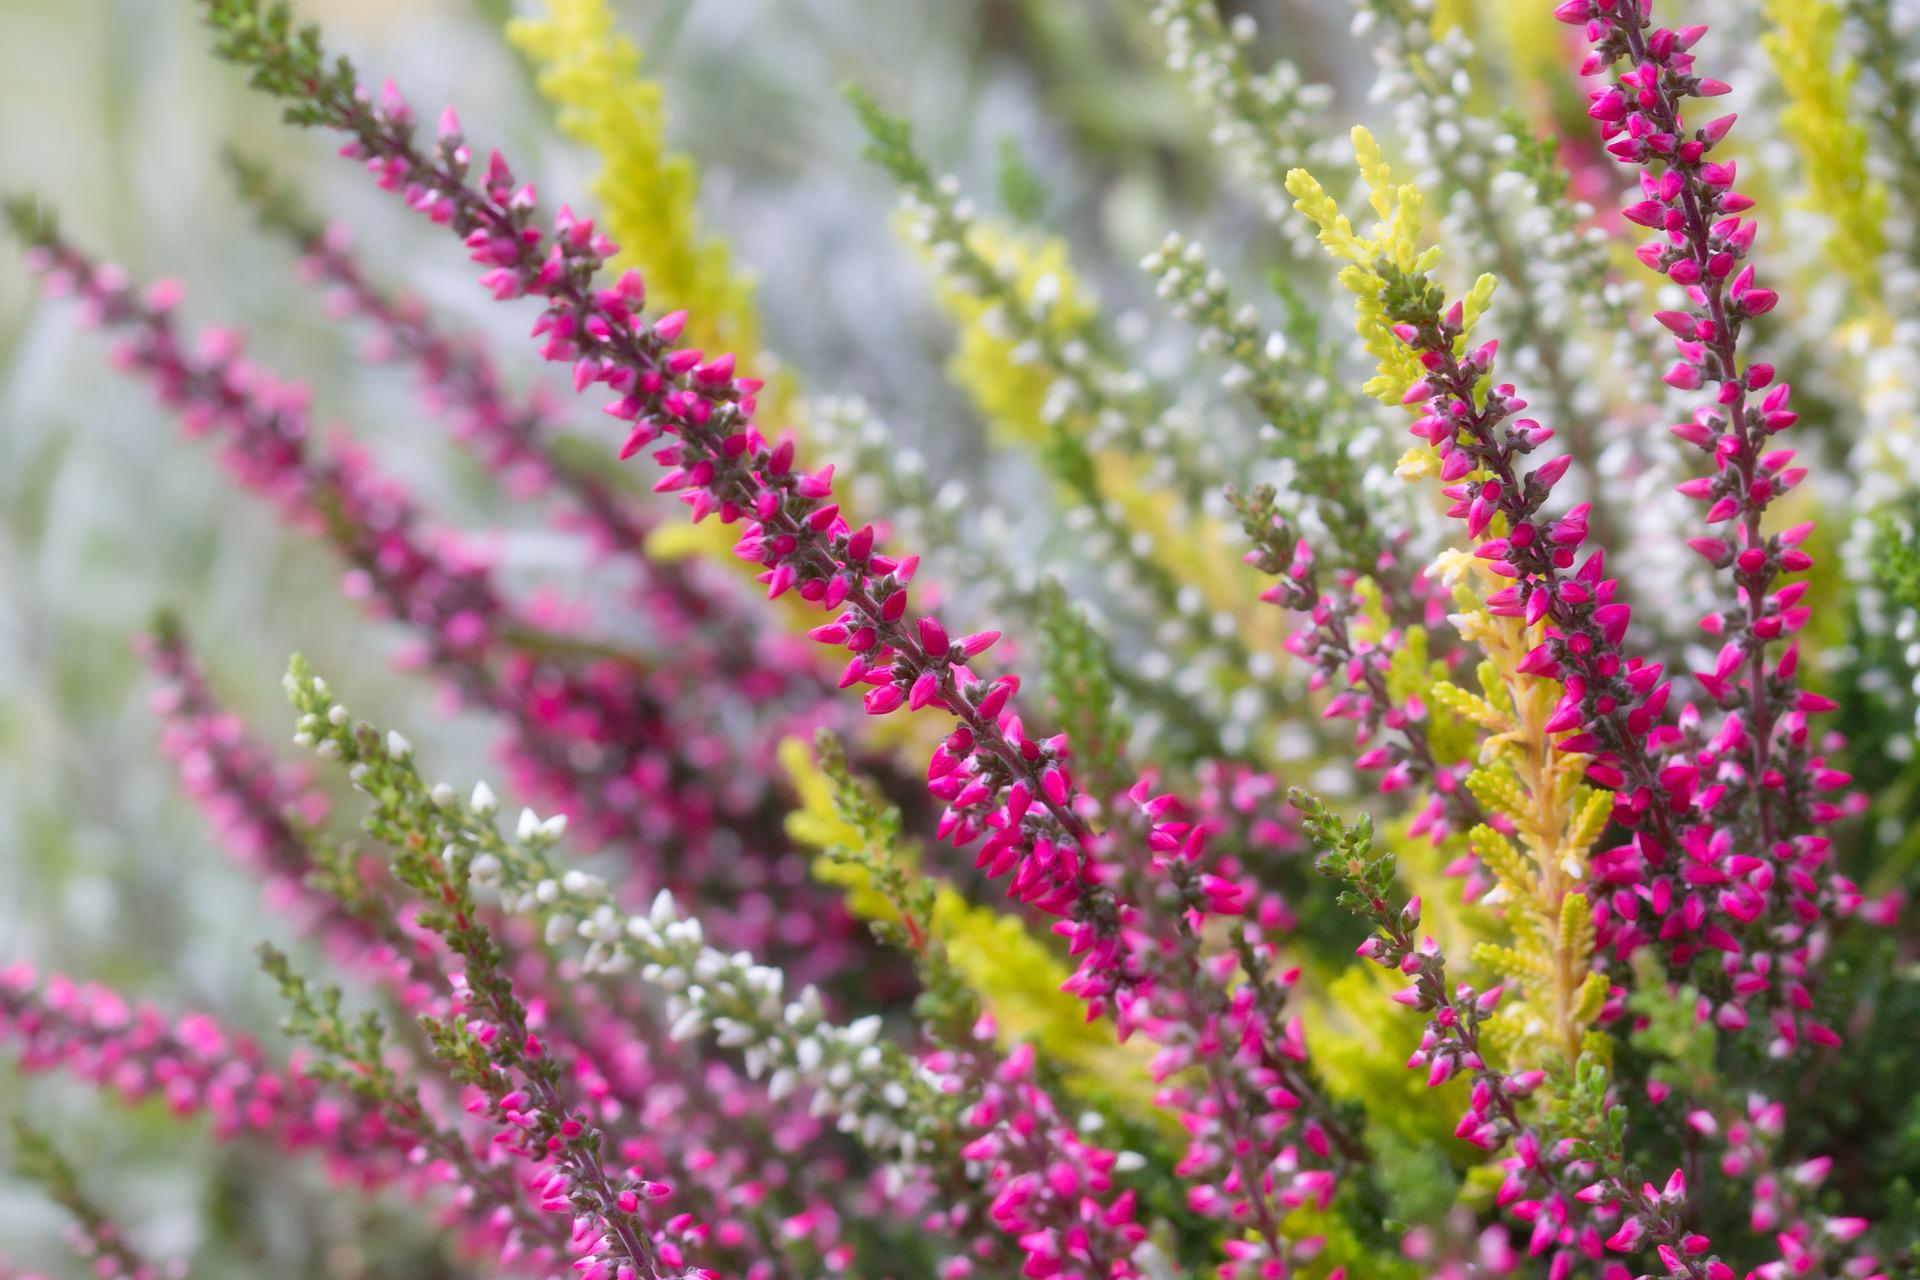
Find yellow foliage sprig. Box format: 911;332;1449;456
777;736;1158;1114
1428;551;1610;1072
1285;127;1461;408
508;0;762;362
1762;0;1890;322
1287;128;1500;486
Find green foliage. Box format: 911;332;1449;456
809;732;981;1040
1;194;56;247
256;943;402;1104
203;0;360;129
1375;257;1448;331
845;84;932;190
10;1116;155;1277
1831;515;1920;888
1532;1049;1624;1172
222;148;325;246
1291;786;1391;911
1624;950;1719;1098
1875;515;1920;613
1500;110;1568;205
996;136;1050;225
1033;579;1130;798
10;1115;83;1213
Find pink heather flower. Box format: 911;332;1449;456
18;222;860;978
924;1026;1147;1279
1641;1087;1879;1279
1361;62;1857;1058
133;626;847;1274
1241;504;1483;855
0;965;415;1188
1547;0;1854;1052
1313;853;1735;1280
230;47;1361;1269
271;205;818;717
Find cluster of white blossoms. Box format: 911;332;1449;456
1144;0;1337;246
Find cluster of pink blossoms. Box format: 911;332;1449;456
0;0;1902;1274
1309;848;1737;1280
0;965;411;1189
1563;0;1865;1046
23;565;857;1278
1243;509;1485;849
196;36;1371;1270
150;626;860;1278
1385;0;1870;1048
923;1030;1147;1280
1674;1095;1878;1278
280;207;829;718
18;221;864;975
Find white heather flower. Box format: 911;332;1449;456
561;869;605;899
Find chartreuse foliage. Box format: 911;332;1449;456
779;732;1158;1119
507;0;762;365
1428;552;1612;1074
1284;129;1496;406
1761;0;1889;320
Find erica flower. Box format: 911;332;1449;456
8;202;859;974
1295;792;1736;1280
203;13;1361;1267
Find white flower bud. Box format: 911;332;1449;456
561;869;605;900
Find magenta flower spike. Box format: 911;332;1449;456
191;17;1371;1268
14;216;862;976
2;0;1912;1273
1542;0;1859;1052
0;966;427;1197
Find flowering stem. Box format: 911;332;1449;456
202;8;1371;1262
1293;788;1733;1280
223;150;778;664
255;944;568;1256
1237;487;1487;839
10;1119;168;1280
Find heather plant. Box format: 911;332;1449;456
1;0;1917;1278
